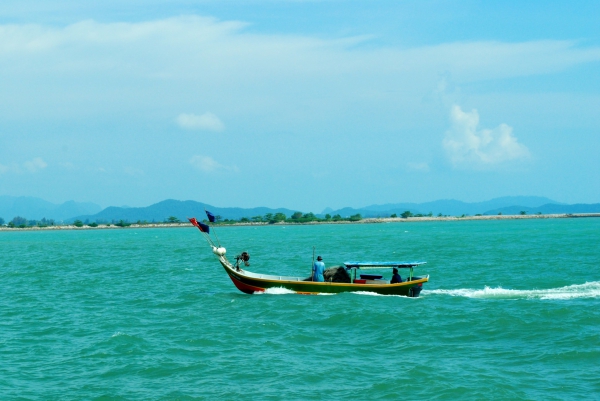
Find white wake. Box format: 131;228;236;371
350;291;412;298
258;287;334;295
424;281;600;300
260;287;297;295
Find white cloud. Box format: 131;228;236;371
23;157;47;172
0;157;48;174
189;155;238;173
176;112;224;131
443;105;530;167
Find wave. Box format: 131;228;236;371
259;287;297;295
350;291;413;298
424;281;600;300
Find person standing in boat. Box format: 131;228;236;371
390;268;403;284
312;256;325;282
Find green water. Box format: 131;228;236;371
2;219;600;400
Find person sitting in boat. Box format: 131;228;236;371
390;268;403;284
312;256;325;282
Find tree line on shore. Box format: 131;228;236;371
0;216;58;228
0;209;538;229
198;211;364;224
0;212;364;228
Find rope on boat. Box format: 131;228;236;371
205;208;222;247
200;230;215;248
187;216;228;263
187;217;216;248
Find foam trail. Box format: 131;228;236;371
350;291;413;298
259;287;335;295
259;287;296;295
424;281;600;300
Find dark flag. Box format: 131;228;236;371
205;210;216;223
198;222;210;233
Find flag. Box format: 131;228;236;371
205;210;216;223
198;222;210;233
188;217;200;227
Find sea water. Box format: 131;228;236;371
1;218;599;400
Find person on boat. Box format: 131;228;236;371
390;268;403;284
312;256;325;282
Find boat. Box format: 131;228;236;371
189;215;429;297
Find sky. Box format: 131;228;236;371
1;0;599;212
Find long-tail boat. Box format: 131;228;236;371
188;215;429;297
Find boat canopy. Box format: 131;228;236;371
344;261;427;269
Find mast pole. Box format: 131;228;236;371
311;246;315;281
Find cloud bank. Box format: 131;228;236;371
2;17;600;121
443;105;530;167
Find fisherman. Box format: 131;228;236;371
312;256;325;282
390;267;403;284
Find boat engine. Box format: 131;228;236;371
235;252;250;269
409;285;423;298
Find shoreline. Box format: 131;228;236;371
1;213;599;232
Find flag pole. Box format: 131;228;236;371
205;209;222;247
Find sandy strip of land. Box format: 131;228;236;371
1;213;599;232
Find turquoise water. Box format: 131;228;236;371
2;219;600;400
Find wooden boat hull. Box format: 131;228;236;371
218;256;428;296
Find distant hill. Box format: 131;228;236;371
69;199;298;223
0;196;102;222
3;195;599;224
485;203;600;216
323;196;562;217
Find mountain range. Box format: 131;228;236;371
1;196;600;224
0;196;102;222
68;200;297;223
322;196;590;217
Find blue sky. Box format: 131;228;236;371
1;1;599;212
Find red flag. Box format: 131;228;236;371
188;217;210;233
